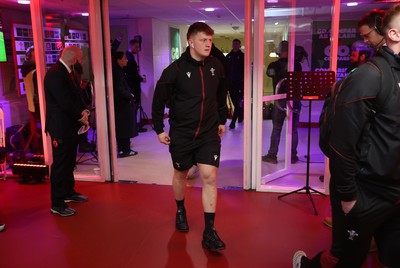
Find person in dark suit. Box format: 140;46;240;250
44;46;90;217
125;39;147;132
112;51;138;157
226;39;244;129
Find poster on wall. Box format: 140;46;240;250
169;27;181;63
0;13;7;62
12;23;89;96
311;21;361;80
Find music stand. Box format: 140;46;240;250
277;71;335;215
137;102;154;131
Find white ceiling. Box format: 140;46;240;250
0;0;395;35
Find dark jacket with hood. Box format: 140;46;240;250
329;47;400;203
152;47;227;141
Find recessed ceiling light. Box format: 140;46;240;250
205;8;215;12
346;2;358;6
17;0;30;4
81;13;89;17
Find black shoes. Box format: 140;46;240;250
175;209;189;232
118;150;138;158
262;154;278;164
291;156;299;164
202;227;226;251
65;194;89;203
50;206;76;217
138;126;148;132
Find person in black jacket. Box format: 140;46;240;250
293;5;400;267
226;39;244;129
112;51;138;157
126;39;147;132
152;22;227;252
262;41;302;164
44;46;90;217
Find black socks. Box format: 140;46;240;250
176;199;185;211
204;212;215;231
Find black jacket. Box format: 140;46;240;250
329;47;400;203
44;61;85;139
112;64;137;139
152;48;227;139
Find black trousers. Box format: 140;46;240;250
229;90;243;126
50;135;79;207
117;138;131;154
306;184;400;267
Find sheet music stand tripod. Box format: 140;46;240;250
277;71;335;215
137;102;154;131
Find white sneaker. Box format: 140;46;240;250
293;251;307;268
0;223;5;232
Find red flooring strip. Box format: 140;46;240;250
0;179;380;268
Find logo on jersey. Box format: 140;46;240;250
186;72;191;78
175;162;181;168
210;68;215;76
214;155;219;161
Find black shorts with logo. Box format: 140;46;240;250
169;135;221;171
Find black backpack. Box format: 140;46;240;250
318;55;394;157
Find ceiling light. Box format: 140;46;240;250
205;8;215;12
274;22;279;25
346;2;358;6
17;0;30;4
81;13;89;16
267;0;279;3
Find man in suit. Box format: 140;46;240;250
45;46;90;217
126;39;147;132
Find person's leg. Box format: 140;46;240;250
50;137;76;216
172;168;190;232
64;136;79;197
198;163;218;214
198;163;225;251
229;92;240;128
373;203;400;267
291;111;300;163
263;107;285;163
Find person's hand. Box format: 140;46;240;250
341;200;356;215
78;110;90;125
218;124;226;137
157;132;171;145
115;32;123;42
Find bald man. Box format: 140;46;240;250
45;46;90;217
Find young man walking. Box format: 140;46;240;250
152;22;227;251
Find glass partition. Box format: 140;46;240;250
258;0;393;193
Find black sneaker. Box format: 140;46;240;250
65;194;88;203
202;227;226;251
50;206;76;217
293;251;308;268
138;127;148;133
262;154;278;164
291;156;299;164
175;209;189;232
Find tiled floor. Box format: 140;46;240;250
75;118;327;193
